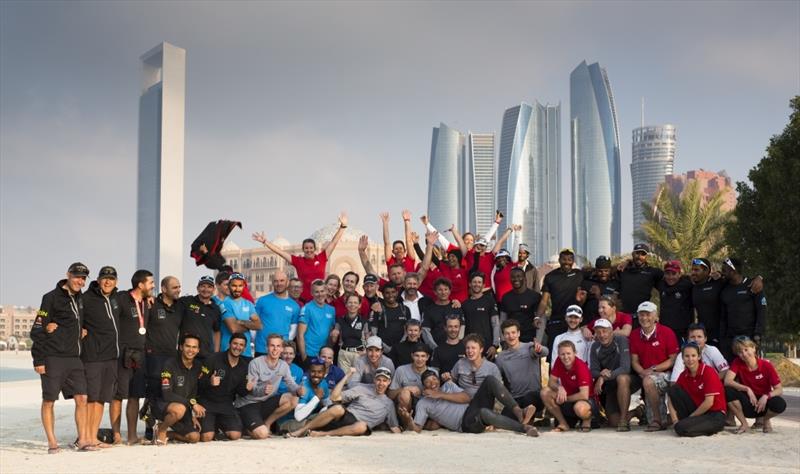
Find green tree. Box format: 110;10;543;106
635;180;732;266
727;96;800;347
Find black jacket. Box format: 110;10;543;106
81;280;121;362
117;290;150;353
31;280;84;366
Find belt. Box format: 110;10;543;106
342;345;365;352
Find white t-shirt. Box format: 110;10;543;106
552;329;591;365
670;344;729;382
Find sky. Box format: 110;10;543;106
1;1;798;307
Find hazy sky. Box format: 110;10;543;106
2;1;798;306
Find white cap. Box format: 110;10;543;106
593;318;613;330
566;305;583;318
637;301;658;313
366;336;383;349
475;238;489;247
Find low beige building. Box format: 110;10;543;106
0;305;37;340
220;224;387;299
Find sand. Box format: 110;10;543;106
1;352;799;474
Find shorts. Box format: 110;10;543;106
599;376;641;415
200;410;243;434
115;358;146;400
319;409;370;435
40;356;87;401
154;399;197;435
502;391;544;419
725;387;787;418
84;359;118;403
560;398;598;426
238;397;281;431
638;372;670;394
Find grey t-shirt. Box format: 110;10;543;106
589;335;631;381
389;364;438;391
341;384;399;429
348;354;395;387
451;358;502;398
494;342;549;398
234;356;298;408
413;382;467;432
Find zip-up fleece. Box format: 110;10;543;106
81;280;121;362
31;280;84;366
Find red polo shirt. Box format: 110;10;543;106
387;255;417;273
587;311;633;331
290;252;328;302
676;362;726;413
334;294;370;320
729;357;781;398
551;357;594;397
493;263;517;302
629;323;679;370
465;249;496;289
419;266;441;299
438;263;468;302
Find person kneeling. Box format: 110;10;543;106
153;334;204;445
667;343;727;437
541;340;595;432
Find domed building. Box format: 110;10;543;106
220;225;386;298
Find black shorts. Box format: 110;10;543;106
560;399;597;426
502;391;544;419
200;410;243;434
599;376;641;415
725;387;787;418
154;399;197;435
40;356;87;401
84;359;118;403
319;410;370;435
115;358;146;400
238;397;281;431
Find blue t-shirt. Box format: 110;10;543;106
298;302;335;359
326;364;346;390
299;376;330;405
220;297;256;357
277;363;304;395
254;293;300;353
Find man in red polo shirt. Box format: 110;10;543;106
381;210;417;273
541;340;595;432
629;301;679;431
252;212;348;303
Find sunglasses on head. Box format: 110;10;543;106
691;258;709;268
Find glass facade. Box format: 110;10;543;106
466;132;496;236
631;125;676;232
427;123;465;232
570;61;621;261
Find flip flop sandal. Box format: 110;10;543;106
76;444;100;452
579;425;592;432
617;422;631;432
645;422;664;432
47;447;61;455
551;426;568;433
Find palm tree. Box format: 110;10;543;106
635;180;733;266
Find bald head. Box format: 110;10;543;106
273;270;289;295
160;276;181;302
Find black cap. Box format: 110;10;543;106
633;243;650;255
68;262;90;277
411;342;430;355
198;275;215;286
98;266;117;280
595;256;611;269
363;274;379;285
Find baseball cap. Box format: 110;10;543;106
518;243;530;253
97;266;117;280
637;301;658;313
633;243;650;255
411;342;429;355
559;248;575;256
363;274;379;285
495;249;511;260
593;318;613;330
595;255;611;269
68;262;90;277
366;336;383;349
375;367;392;380
566;305;583;318
664;260;682;273
475;238;489;247
198;275;215;286
229;272;246;282
691;258;710;269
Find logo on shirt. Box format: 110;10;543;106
755;374;764;380
176;376;185;387
674;292;682;299
570;375;576;380
314;261;320;266
698;383;704;389
130;306;138;318
285;306;293;312
217;369;226;379
652;341;660;347
157;309;166;320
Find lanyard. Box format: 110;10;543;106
133;298;145;330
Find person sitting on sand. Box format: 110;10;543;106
152;334;204;445
724;336;786;434
541;340;595;432
666;342;727;437
286;366;400;437
397;370;539;437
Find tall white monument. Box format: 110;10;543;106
137;42;185;283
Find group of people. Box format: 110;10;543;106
31;210;785;453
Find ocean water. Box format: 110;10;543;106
0;367;38;382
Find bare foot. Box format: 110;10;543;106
522;405;536;426
308;431;327;438
484;425;496;432
525;426;540;437
735;424;748;434
154;423;168;446
112;434;123;445
763;420;773;433
551;425;569;433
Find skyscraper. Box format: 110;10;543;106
427;123;465;232
496;102;562;263
137;42;186;282
631;125;676;232
570;60;621;260
465;132;495;236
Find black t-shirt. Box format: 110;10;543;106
541;269;582;320
619;265;663;315
369;303;410;348
579;276;620;324
461;293;499;349
432;340;465;374
146;295;184;356
500;289;542;342
179;295;221;359
392;338;425;367
339;315;367;348
159;356;202;406
657;276;694;338
116;290;150;352
720;278;766;337
422;302;464;345
692;278;726;340
197;351;250;414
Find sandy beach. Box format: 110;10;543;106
1;352;798;474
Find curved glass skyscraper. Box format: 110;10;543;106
427;123;465;231
631;125;676;232
570;60;621;260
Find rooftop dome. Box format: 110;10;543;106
222;240;241;251
308;223;367;244
272;236;291;248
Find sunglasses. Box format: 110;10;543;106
724;258;736;271
691;258;709;268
